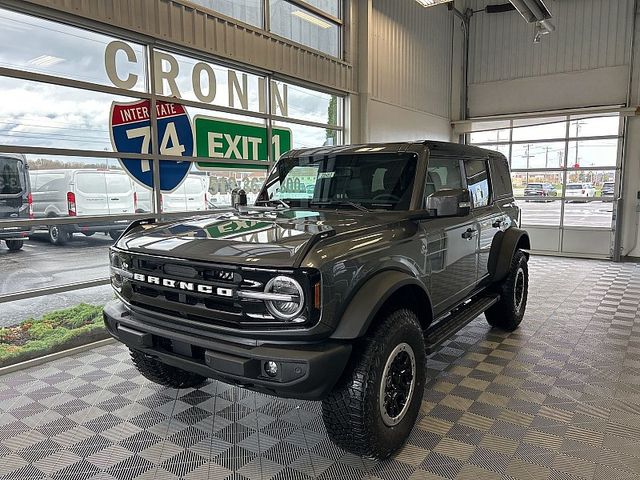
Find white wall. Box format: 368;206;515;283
355;0;456;143
466;0;634;116
367;100;453;142
624;6;640;257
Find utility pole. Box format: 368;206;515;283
545;145;550;168
522;144;534;170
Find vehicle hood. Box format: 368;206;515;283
116;208;404;268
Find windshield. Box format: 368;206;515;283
526;183;543;188
566;184;582;189
257;153;418;210
0;157;25;195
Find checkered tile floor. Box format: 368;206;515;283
2;257;640;480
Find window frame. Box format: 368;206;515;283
0;5;348;309
181;0;343;59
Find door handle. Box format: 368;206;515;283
492;217;504;228
462;228;477;240
110;197;120;201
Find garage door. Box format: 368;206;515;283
468;112;622;258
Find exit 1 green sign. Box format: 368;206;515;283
194;116;292;170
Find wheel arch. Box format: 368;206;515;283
488;227;530;283
331;270;433;340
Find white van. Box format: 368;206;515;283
29;169;136;244
135;175;210;213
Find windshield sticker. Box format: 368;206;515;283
318;172;335;179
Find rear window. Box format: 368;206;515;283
0;157;25;195
184;178;204;195
527;183;542;188
106;174;132;194
76;173;106;194
566;184;582;190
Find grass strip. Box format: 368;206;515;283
0;303;108;368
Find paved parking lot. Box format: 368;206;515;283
519;201;614;228
0;233;113;327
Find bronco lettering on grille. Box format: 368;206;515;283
132;273;233;297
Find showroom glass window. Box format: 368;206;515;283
187;0;342;58
0;6;345;338
468;113;621;230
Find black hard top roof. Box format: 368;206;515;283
285;140;503;160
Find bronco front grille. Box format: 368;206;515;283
111;251;307;330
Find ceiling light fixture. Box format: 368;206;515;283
28;55;64;67
509;0;551;22
508;0;556;43
291;10;331;29
414;0;454;7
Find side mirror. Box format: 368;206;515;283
426;188;471;217
231;188;247;208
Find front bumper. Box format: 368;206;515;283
103;300;352;400
0;226;31;240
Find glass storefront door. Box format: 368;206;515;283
469;113;622;257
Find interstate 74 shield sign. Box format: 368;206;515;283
110;100;194;192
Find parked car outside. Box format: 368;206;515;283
565;182;596;202
0;153;32;251
601;181;615;201
523;182;557;202
105;141;530;459
29;169;136;244
134;174;210;213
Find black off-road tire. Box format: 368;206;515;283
130;349;208;389
321;309;426;459
5;240;24;251
485;249;528;331
48;224;70;245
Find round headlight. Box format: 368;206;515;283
265;276;304;320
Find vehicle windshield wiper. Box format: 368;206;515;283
254;199;290;209
311;200;370;212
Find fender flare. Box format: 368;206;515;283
330;270;432;340
488;227;530;282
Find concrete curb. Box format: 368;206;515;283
0;338;117;376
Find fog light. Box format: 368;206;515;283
264;361;278;377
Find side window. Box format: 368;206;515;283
39;175;66;192
425;156;462;199
464;159;491;208
489;156;512;199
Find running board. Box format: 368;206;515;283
425;294;500;354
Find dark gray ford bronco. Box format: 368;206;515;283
104;141;530;459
